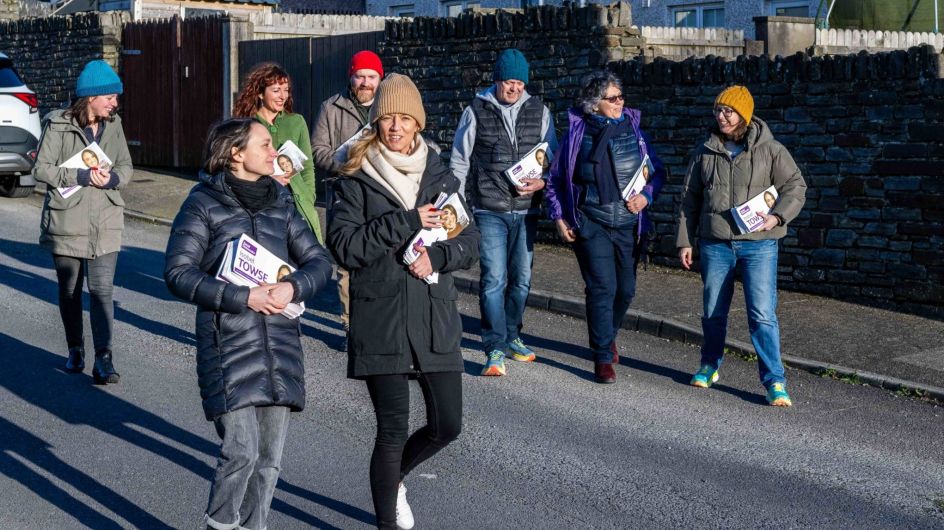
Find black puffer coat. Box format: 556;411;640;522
327;153;479;379
164;171;332;420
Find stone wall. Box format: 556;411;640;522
0;12;127;116
382;3;944;315
613;46;944;315
379;2;640;146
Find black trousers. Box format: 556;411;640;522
52;252;118;354
365;371;462;529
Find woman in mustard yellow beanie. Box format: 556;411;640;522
675;85;808;407
328;73;479;530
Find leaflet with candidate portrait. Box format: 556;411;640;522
730;185;779;234
503;141;549;188
56;142;111;198
215;233;305;319
402;192;469;285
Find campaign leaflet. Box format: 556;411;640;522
730;185;779;234
215;234;305;319
57;142;111;199
333;125;372;163
503;141;549;188
620;154;654;201
402;192;470;285
271;140;308;179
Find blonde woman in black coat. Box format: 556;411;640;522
164;118;331;530
327;74;479;530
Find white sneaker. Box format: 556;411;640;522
396;482;415;530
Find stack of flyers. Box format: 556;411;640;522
620;154;654;201
272;140;308;179
503;141;549;188
215;234;305;319
57;142;111;199
730;185;779;234
334;125;371;163
403;192;470;285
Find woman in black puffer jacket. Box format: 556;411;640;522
164;118;331;530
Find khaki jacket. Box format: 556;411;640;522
311;92;368;177
676;117;806;248
34;110;133;258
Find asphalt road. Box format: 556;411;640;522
1;195;943;530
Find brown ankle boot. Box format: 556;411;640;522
610;342;619;364
594;362;616;384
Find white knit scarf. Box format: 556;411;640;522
361;139;428;210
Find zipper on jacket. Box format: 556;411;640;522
246;208;277;402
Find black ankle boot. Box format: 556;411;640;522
92;350;120;384
65;346;85;373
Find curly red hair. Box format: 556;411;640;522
232;63;294;118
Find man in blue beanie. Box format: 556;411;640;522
450;48;558;377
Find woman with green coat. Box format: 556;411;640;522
233;63;322;243
33;60;133;384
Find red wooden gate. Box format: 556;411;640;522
121;16;224;169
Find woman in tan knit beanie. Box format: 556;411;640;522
328;73;479;530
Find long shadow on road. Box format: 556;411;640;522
0;332;374;528
0;261;195;346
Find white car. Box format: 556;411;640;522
0;52;41;197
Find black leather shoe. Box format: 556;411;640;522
92;350;120;384
65;346;85;373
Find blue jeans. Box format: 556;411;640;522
572;217;637;363
698;238;785;387
474;211;536;353
205;406;290;530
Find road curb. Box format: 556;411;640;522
452;271;944;402
119;205;944;403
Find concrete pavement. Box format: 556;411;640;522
80;168;944;400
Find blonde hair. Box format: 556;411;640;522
341;126;380;176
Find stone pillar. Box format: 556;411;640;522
753;16;815;56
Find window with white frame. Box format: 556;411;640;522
441;1;479;17
389;4;414;17
671;3;725;28
769;0;810;17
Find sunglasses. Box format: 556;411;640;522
714;106;736;118
601;94;624;103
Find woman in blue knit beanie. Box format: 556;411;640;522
33;59;133;384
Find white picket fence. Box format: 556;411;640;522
816;28;944;54
248;12;390;39
639;25;745;58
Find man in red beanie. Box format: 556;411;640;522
311;50;384;350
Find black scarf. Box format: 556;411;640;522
225;172;278;214
585;115;633;205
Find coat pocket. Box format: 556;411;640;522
429;280;461;354
349;280;401;355
42;192;86;236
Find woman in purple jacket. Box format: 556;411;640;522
545;70;665;384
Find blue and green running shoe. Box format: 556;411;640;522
766;382;793;407
481;350;506;376
690;365;719;388
507;338;536;362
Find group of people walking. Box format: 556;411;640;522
32;49;805;529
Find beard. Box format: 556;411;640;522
354;86;375;104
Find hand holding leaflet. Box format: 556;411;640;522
730;185;779;234
57;142;112;198
403;192;470;284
